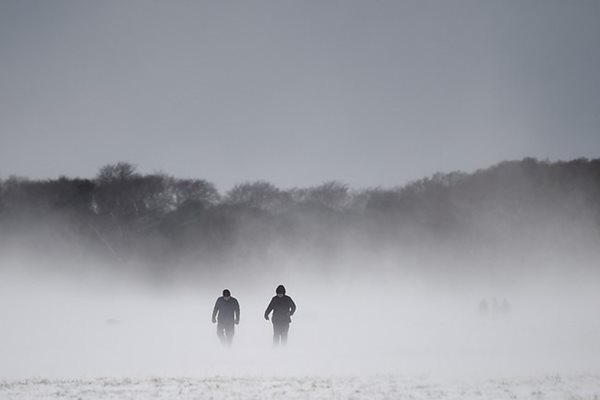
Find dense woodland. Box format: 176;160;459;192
1;158;599;274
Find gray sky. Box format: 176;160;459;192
1;0;599;190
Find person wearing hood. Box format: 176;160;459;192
264;285;296;345
212;289;240;345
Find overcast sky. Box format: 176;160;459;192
1;0;599;190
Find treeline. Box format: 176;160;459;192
1;158;599;272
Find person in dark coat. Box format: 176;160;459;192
264;285;296;346
212;289;240;345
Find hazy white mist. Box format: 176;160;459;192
1;248;599;380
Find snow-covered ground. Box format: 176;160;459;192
1;374;599;400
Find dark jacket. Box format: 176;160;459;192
212;296;240;324
264;295;296;324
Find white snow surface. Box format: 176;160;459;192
1;375;599;400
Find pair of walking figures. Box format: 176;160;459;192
211;285;297;346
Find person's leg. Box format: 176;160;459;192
225;324;235;346
272;323;280;346
216;323;226;344
280;323;290;345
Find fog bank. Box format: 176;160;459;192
1;256;599;380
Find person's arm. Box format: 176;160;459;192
289;297;296;316
234;299;240;324
211;299;219;323
264;298;274;320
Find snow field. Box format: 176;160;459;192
1;375;600;400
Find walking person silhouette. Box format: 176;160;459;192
264;285;296;346
212;289;240;346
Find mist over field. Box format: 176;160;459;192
2;1;600;397
1;159;600;381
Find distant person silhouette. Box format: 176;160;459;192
212;289;240;346
492;297;500;316
501;298;511;316
264;285;296;346
479;299;489;316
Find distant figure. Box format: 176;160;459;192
264;285;296;346
492;297;500;315
212;289;240;346
479;299;489;316
501;298;511;316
